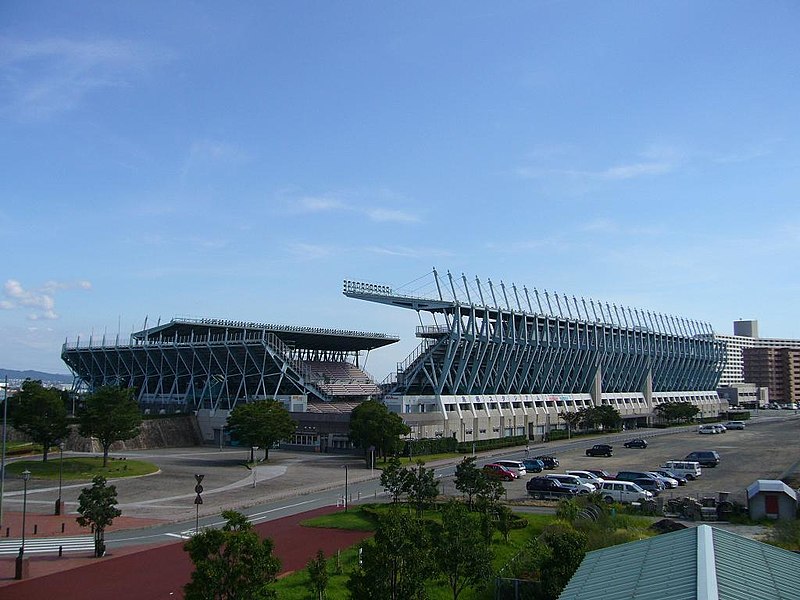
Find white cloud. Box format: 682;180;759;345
2;278;92;320
366;245;452;258
517;145;680;181
0;36;169;121
282;190;422;225
366;208;420;223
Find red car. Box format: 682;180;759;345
482;463;519;481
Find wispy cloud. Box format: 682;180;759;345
0;36;169;121
2;279;91;320
366;245;452;258
284;190;421;224
181;140;251;179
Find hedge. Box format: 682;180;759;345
456;435;528;454
404;436;458;457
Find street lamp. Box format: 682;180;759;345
55;441;65;515
20;470;31;556
343;464;349;512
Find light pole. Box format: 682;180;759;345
344;464;349;512
0;375;8;529
21;469;31;555
55;441;65;515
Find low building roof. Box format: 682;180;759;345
746;479;798;501
559;525;800;600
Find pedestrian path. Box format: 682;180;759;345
0;536;95;556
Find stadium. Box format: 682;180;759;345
62;269;728;449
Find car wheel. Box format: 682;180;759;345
686;474;695;481
603;495;614;504
535;492;543;500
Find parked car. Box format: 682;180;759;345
544;474;597;494
684;451;720;468
534;455;559;470
566;470;606;486
698;424;725;434
494;460;527;477
526;477;577;500
646;471;679;489
599;480;653;504
653;469;688;486
522;458;545;473
633;478;663;496
725;421;746;430
623;438;648;449
586;469;613;480
661;460;702;480
585;444;614;457
482;463;518;481
615;471;665;491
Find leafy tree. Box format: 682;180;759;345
524;524;588;600
184;510;280;600
578;406;599;430
454;457;483;510
594;405;622;430
403;460;439;518
348;508;432;600
10;379;68;462
494;504;515;543
307;549;329;600
349;400;410;461
474;475;505;516
78;386;142;467
76;475;122;557
434;501;493;600
654;401;700;424
380;456;408;503
559;410;583;438
226;400;297;461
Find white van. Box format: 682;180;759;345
494;460;527;477
661;460;702;480
698;424;725;434
599;481;652;504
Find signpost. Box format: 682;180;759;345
193;474;204;534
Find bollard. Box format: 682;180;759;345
34;524;38;535
59;545;63;557
62;523;65;533
5;528;8;538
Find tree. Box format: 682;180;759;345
184;510;281;600
474;474;505;516
348;400;410;461
226;400;296;462
433;501;493;600
655;401;700;424
348;507;432;600
403;460;439;518
307;549;329;600
76;475;122;557
454;457;483;510
559;410;583;439
594;405;622;430
10;379;68;462
536;525;587;599
78;386;142;467
380;456;408;503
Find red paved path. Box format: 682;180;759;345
0;506;371;600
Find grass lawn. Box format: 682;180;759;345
6;457;159;480
301;507;378;531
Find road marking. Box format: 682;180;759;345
0;536;95;556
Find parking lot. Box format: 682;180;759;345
498;414;800;505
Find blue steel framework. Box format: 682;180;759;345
61;317;398;411
344;270;726;398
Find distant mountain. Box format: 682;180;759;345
0;369;72;384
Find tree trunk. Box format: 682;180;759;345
263;447;269;462
42;446;49;462
103;445;110;467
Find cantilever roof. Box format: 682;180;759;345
747;479;798;501
559;525;800;600
131;317;400;352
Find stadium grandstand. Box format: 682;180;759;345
344;269;727;443
61;317;398;450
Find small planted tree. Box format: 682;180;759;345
79;386;142;467
380;456;408;504
454;456;483;510
307;549;329;600
434;501;493;600
76;475;122;557
184;510;280;600
403;460;439;518
226;400;297;462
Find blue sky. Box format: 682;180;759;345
2;1;799;378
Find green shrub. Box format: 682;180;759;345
456;435;527;453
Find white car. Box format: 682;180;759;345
566;470;606;486
646;471;679;489
494;460;527;477
545;474;596;494
725;421;746;430
698;424;725;434
599;480;653;504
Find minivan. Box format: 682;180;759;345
599;480;653;504
494;460;527;477
661;460;702;480
684;451;720;467
698;424;725;434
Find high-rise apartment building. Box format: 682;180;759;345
715;320;800;386
742;347;800;405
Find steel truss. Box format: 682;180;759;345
344;270;725;398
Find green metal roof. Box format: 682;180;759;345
558;525;800;600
